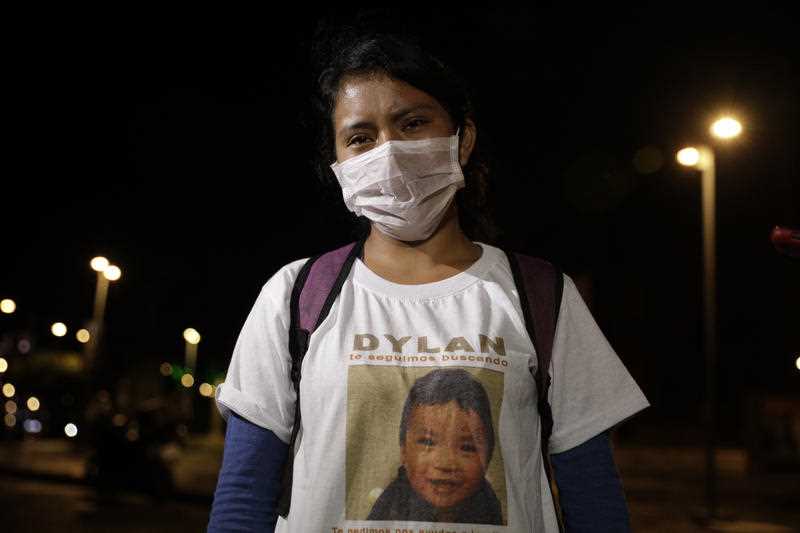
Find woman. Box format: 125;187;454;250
207;23;649;533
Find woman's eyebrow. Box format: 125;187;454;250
337;103;437;138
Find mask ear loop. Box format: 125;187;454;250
454;126;462;167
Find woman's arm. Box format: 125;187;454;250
207;412;289;533
549;430;632;532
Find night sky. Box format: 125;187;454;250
3;6;798;443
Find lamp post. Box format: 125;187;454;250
181;327;201;425
84;256;122;370
677;116;748;526
183;327;201;374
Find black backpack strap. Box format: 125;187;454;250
505;250;565;533
275;235;366;520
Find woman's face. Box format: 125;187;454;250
400;400;491;511
332;72;475;166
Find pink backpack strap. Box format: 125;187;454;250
276;236;365;519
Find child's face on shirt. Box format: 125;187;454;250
401;400;490;511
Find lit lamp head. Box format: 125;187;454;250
710;116;742;140
183;328;201;345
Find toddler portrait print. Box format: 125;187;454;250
367;367;504;525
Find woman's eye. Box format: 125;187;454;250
403;118;428;131
461;444;477;453
348;135;369;146
417;437;434;446
347;119;428;146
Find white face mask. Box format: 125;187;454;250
330;127;464;242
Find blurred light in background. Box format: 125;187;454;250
0;357;7;373
76;328;91;343
126;427;139;441
199;382;214;397
23;419;42;434
2;383;15;398
4;414;15;427
112;413;127;427
4;400;16;414
632;145;664;174
676;147;701;166
51;322;67;337
104;265;122;281
710;116;743;139
27;396;40;412
64;423;78;438
17;338;31;354
0;299;15;314
183;328;201;345
795;355;800;371
90;256;109;272
160;362;173;376
181;373;195;388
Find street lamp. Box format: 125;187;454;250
181;327;201;428
183;327;201;374
85;256;122;368
676;115;742;525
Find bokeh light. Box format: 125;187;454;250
632;145;664;174
199;382;214;397
4;414;15;427
104;265;122;281
676;147;700;166
160;362;173;376
0;299;16;314
2;383;15;398
51;322;67;337
76;329;91;343
17;338;31;354
183;328;201;345
0;357;7;373
64;423;78;438
91;256;109;272
27;397;40;412
4;400;17;414
795;355;800;371
710;116;742;139
181;373;195;388
23;419;42;433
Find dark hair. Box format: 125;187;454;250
304;20;503;245
398;368;495;465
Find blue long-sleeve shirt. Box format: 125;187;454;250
207;412;630;532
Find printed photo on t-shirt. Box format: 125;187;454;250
346;364;507;526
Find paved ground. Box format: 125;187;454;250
0;434;798;531
0;476;210;532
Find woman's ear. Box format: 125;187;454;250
458;117;477;167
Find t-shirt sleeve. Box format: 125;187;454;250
546;273;651;454
214;257;308;446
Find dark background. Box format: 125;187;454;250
3;5;798;444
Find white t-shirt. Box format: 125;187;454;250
215;240;650;533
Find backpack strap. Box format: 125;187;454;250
505;250;566;533
275;235;366;520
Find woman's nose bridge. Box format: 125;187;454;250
377;125;403;145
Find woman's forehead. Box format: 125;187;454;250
333;74;440;123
